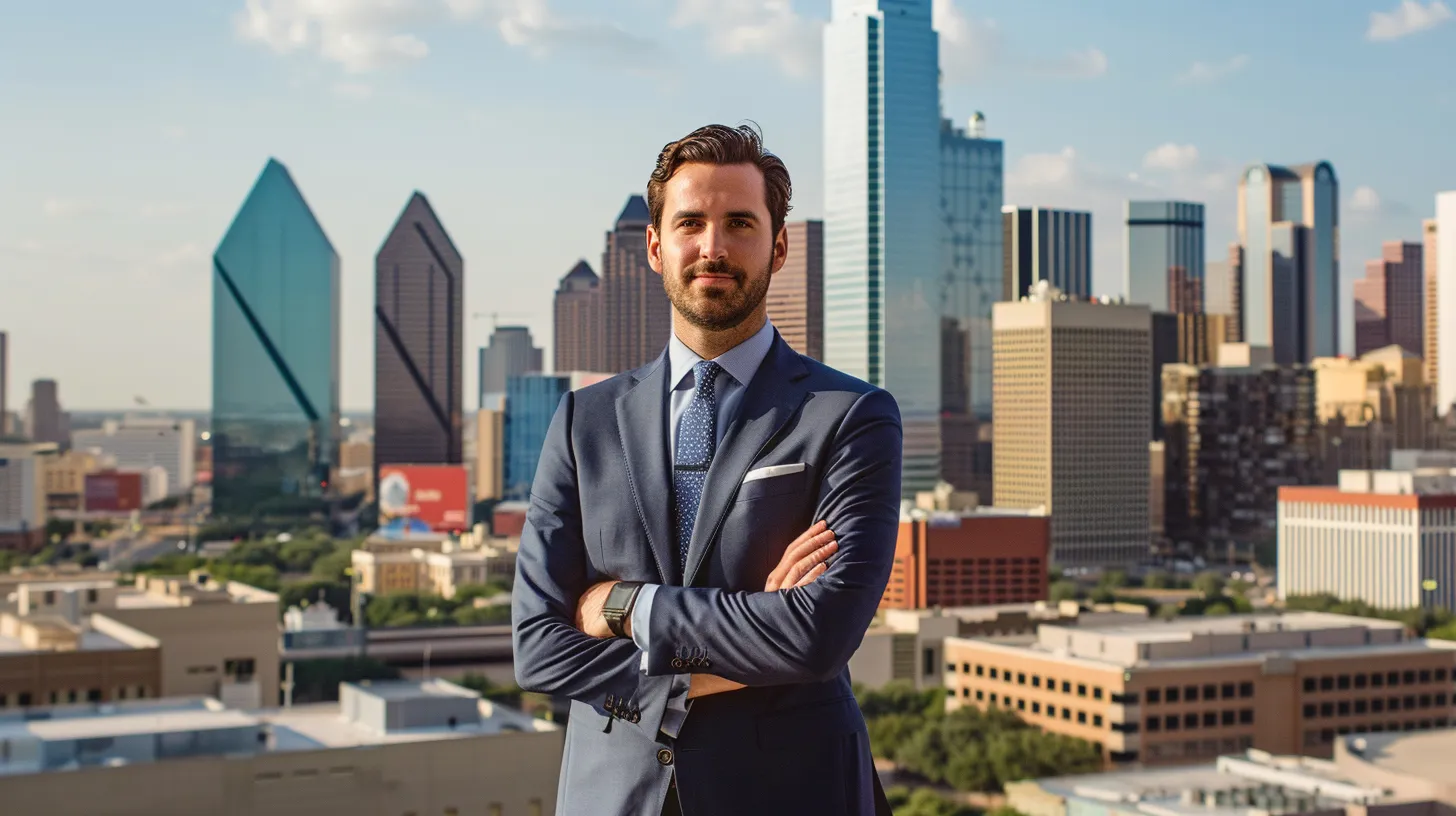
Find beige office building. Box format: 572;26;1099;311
0;679;563;816
767;219;824;360
992;288;1151;565
1424;219;1439;398
944;613;1456;767
475;407;504;502
352;532;515;598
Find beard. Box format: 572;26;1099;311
662;257;773;332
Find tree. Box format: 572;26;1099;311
893;788;977;816
943;741;995;791
1049;581;1080;603
1193;571;1226;599
895;720;951;783
1143;570;1171;589
1098;570;1129;589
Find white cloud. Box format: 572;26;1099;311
41;198;107;219
934;0;1105;84
1177;53;1250;84
234;0;656;74
670;0;822;79
1009;147;1080;188
1349;185;1383;214
1367;0;1454;41
1142;143;1200;172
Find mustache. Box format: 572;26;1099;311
684;259;745;280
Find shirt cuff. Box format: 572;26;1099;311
632;583;659;673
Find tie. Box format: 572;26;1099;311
674;360;723;573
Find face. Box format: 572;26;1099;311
647;161;787;333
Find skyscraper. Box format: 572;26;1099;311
824;0;942;494
1237;162;1339;364
601;195;670;374
1437;192;1456;415
941;113;1004;419
374;192;464;473
553;260;603;373
477;326;542;409
1002;206;1093;301
503;374;571;502
1354;241;1423;358
1425;219;1440;398
24;380;66;448
211;158;340;517
992;288;1151;565
766;220;824;360
1124;201;1205;313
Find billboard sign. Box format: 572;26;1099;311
378;465;470;533
85;471;144;513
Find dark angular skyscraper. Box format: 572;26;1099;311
602;195;670;373
374;192;464;473
212;158;340;517
554;260;603;373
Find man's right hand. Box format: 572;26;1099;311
687;521;838;699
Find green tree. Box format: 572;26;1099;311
1143;570;1171;589
1193;571;1226;599
895;720;951;783
1098;570;1129;589
1049;580;1080;603
893;788;977;816
855;682;946;719
455;672;523;707
943;741;995;791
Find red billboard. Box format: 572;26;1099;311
377;465;470;533
85;471;144;513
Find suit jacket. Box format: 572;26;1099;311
512;331;903;816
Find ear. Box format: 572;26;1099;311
646;223;663;275
770;224;788;275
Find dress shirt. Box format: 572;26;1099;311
629;318;777;735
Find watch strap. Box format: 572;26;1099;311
603;581;644;638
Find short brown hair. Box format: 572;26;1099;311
646;123;793;238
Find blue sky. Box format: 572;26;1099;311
2;0;1453;410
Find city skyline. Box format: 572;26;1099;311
4;0;1454;409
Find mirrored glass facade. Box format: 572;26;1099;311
824;0;942;494
1125;201;1205;314
941;119;1003;419
504;374;570;501
212;159;340;517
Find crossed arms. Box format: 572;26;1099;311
511;387;902;738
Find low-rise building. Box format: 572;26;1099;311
0;611;162;708
0;679;563;816
883;505;1050;610
1335;728;1456;807
1008;749;1406;816
1279;470;1456;611
944;612;1456;767
352;530;516;599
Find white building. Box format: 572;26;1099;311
71;415;196;497
1437;192;1456;414
1278;467;1456;611
824;0;943;494
0;443;46;548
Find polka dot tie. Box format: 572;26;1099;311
673;360;723;573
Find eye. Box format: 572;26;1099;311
729;219;752;228
678;219;702;229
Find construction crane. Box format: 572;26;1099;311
471;311;532;333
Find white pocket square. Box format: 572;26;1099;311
742;463;806;483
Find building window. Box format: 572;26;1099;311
1355;700;1368;714
1062;708;1071;721
1239;709;1254;724
1165;715;1180;731
975;690;984;702
1320;676;1334;691
923;649;936;677
1184;685;1199;702
1421;669;1433;684
946;663;957;675
1147;689;1162;704
1338;675;1351;690
1032;676;1042;688
1062;681;1072;693
1032;702;1041;714
1338;701;1350;716
1222;683;1236;699
17;693;30;707
86;589;98;604
1373;699;1386;713
1437;693;1449;706
1436;669;1448;682
1303;704;1316;718
1321;702;1334;717
87;689;101;703
1184;713;1198;729
975;665;984;677
989;668;999;680
1404;671;1417;685
1223;710;1236;725
225;658;257;681
1017;673;1026;685
1017;699;1026;711
1112;691;1139;705
1077;711;1087;724
1146;716;1161;732
1388;672;1401;686
1239;682;1254;698
1093;714;1103;727
1355;674;1368;689
1046;704;1055;716
1373;674;1386;688
1077;684;1088;698
1203;712;1217;727
1166;687;1180;703
1203;684;1217;700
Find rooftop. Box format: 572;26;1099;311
1338;728;1456;789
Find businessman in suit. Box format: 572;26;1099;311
513;123;903;816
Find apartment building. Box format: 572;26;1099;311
883;508;1050;609
944;613;1456;767
0;679;563;816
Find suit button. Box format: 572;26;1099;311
631;711;641;723
671;658;685;670
657;748;674;766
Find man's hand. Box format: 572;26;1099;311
575;580;616;639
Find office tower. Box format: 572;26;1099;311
824;0;942;494
1002;207;1093;301
1424;219;1439;396
24;380;67;448
601;195;670;373
1218;243;1246;343
0;331;7;436
941;114;1005;418
1237;162;1339;364
503;374;571;501
474;407;504;502
1436;193;1456;415
766;220;824;360
992;288;1151;565
1311;348;1430;479
1125;201;1205;313
374;192;464;473
211;158;340;517
477;326;542;409
71;416;197;496
1162;357;1317;553
1354;241;1424;358
1150;313;1180;441
553;260;603;373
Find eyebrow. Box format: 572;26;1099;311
670;210;760;223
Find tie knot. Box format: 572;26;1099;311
693;360;723;396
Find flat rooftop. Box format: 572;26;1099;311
1339;728;1456;787
1067;612;1405;640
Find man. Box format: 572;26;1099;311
513;124;902;815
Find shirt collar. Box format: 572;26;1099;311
667;319;776;392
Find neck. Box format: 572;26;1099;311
673;309;767;361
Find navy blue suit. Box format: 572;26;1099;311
512;331;903;815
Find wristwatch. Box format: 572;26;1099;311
603;581;645;639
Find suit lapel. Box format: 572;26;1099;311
615;353;678;585
683;335;811;586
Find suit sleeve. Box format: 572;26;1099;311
512;391;679;737
642;387;902;685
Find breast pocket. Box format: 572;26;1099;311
735;466;809;503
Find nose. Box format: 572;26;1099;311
699;225;729;262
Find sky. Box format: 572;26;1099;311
1;0;1453;411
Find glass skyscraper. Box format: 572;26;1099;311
941;114;1004;419
824;0;942;494
1238;162;1339;364
375;192;464;473
212;158;340;517
503;374;570;501
1125;201;1205;313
